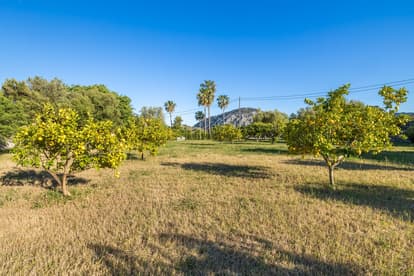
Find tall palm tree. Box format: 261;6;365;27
198;80;216;136
164;100;176;127
197;91;208;135
195;111;205;139
217;95;230;124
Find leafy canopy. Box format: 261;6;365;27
285;84;408;186
124;116;171;159
253;109;288;139
13;104;127;195
242;122;274;140
212;124;242;142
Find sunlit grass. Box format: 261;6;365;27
0;141;413;274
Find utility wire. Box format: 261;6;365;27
173;78;414;115
241;79;414;101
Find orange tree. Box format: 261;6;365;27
13;104;127;196
212;124;242;143
285;84;408;187
124;116;171;160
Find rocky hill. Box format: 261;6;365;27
194;108;258;128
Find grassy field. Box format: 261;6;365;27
0;140;413;275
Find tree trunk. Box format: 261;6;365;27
48;171;62;190
62;154;74;196
323;155;344;188
169;113;172;128
61;173;70;196
47;170;71;196
328;165;335;187
208;106;211;137
222;110;225;125
203;107;207;136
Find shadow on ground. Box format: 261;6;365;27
161;162;272;179
295;183;414;222
89;235;361;275
88;244;173;275
241;147;289;155
283;158;413;171
0;169;89;187
362;150;414;166
186;142;218;147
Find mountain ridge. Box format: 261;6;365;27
193;108;258;128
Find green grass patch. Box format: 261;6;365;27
31;187;92;209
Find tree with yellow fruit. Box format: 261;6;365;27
123;116;171;160
13;104;127;196
285;84;408;187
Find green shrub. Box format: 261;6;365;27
406;126;414;143
212;124;242;142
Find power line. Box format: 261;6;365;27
173;78;414;115
241;78;414;101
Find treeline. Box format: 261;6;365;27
172;109;289;142
0;76;134;144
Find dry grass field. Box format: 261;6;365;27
0;141;413;275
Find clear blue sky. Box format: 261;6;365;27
1;0;413;125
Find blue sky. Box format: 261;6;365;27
1;0;413;124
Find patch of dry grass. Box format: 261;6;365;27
0;141;413;275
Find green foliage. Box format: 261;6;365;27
173;116;183;130
406;126;414;143
68;84;133;126
242;122;274;141
194;111;206;136
13;104;127;195
28;76;68;105
285;84;408;186
197;80;216;135
195;111;205;122
212;124;242;142
164;100;176;127
189;128;208;140
0;77;134;141
1;78;47;122
0;93;27;142
125;116;171;159
172;116;184;137
217;95;230;123
140;106;165;122
253;109;288;139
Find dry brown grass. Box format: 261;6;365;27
0;141;413;275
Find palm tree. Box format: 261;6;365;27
164;100;176;128
198;80;216;136
195;111;205;139
197;91;208;135
217;95;230;124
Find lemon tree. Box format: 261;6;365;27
285;84;408;187
13;104;127;196
125;116;171;160
212;124;242;142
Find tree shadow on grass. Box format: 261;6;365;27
241;147;290;155
283;158;413;171
88;243;174;275
0;169;89;187
186;142;218;146
89;235;361;275
161;162;272;179
158;233;362;275
126;152;147;161
295;183;414;222
362;150;414;167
